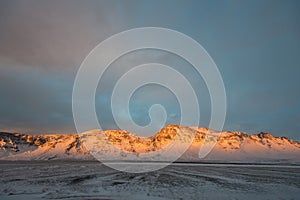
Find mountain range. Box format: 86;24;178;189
0;125;299;163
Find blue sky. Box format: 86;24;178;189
0;0;299;139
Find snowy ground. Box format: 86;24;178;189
0;161;299;200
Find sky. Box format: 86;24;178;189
0;0;299;139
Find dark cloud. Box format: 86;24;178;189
0;0;299;140
0;0;122;72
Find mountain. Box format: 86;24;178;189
0;133;91;160
0;125;299;163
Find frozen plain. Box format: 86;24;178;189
0;161;299;200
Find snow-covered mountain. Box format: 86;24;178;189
0;132;91;160
0;125;299;162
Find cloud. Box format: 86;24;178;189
0;0;299;140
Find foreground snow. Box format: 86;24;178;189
0;161;299;200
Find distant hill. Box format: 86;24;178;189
1;125;299;163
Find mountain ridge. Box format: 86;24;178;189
0;125;299;162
